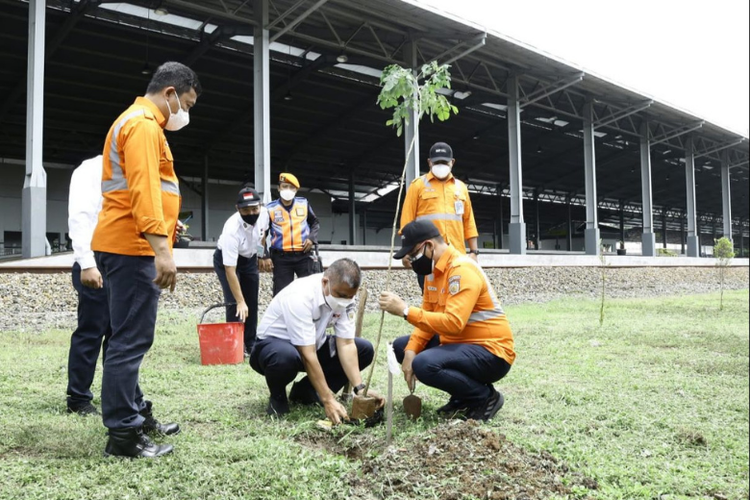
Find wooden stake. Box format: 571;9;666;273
343;287;368;400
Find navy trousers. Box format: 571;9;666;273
250;336;374;399
213;250;260;352
96;252;160;430
270;250;313;296
393;334;511;405
66;263;111;409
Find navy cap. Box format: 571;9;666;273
429;142;453;164
237;186;261;208
394;220;441;259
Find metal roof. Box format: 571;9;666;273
1;0;748;238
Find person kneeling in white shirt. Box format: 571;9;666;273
214;186;270;354
250;258;384;423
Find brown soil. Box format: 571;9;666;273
297;420;598;499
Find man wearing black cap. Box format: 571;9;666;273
400;142;479;291
214;186;270;354
379;220;515;422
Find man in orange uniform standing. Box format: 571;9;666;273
379;220;515;421
91;62;201;458
400;142;479;291
262;173;320;296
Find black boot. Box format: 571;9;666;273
140;400;181;436
104;427;173;458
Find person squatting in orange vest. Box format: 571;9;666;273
379;219;515;422
261;173;321;296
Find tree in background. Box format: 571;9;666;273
713;237;735;311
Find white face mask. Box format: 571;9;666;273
279;188;296;202
165;93;190;131
431;163;452;179
324;281;355;312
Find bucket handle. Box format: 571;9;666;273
199;302;236;325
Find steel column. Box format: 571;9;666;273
254;0;271;203
639;121;656;256
498;193;504;249
681;215;685;255
662;210;667;248
403;41;420;185
566;194;573;251
348;170;356;244
583;100;600;255
721;152;732;241
684;136;699;257
533;190;540;250
202;156;209;241
619;199;625;242
22;0;47;259
507;75;526;254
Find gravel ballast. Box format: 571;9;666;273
0;266;747;332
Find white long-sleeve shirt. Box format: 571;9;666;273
67;156;103;270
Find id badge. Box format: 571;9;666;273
454;200;464;215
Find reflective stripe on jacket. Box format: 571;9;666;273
267;198;311;252
405;246;515;364
400;172;478;253
91;97;181;256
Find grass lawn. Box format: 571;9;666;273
0;290;747;500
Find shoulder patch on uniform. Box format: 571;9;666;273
347;309;356;321
448;275;461;295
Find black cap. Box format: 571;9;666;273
237;186;261;208
429;142;453;164
394;220;441;259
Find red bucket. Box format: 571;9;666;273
197;304;244;365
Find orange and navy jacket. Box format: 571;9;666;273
266;197;320;252
91;97;181;256
405;245;515;365
400;172;478;254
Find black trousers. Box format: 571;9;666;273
213;250;260;352
96;252;159;430
393;334;511;405
250;336;374;400
66;263;111;409
271;250;313;296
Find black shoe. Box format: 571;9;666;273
104;427;173;458
67;402;99;416
466;389;504;422
435;397;469;416
140;400;181;436
266;394;290;417
289;380;321;406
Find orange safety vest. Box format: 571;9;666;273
267;198;311;252
91;97;181;256
400;172;478;253
405;246;515;365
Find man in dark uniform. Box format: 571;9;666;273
262;173;320;296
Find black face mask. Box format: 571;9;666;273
241;213;260;226
410;244;434;276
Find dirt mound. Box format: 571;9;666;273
298;419;598;499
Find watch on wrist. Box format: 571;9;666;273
353;383;366;395
469;249;479;255
403;306;410;319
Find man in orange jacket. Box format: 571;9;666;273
91;61;201;458
379;220;515;421
400;142;479;291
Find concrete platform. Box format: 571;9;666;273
1;245;747;272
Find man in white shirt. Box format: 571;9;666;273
214;186;270;353
250;258;383;423
67;156;108;415
66;155;180;435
